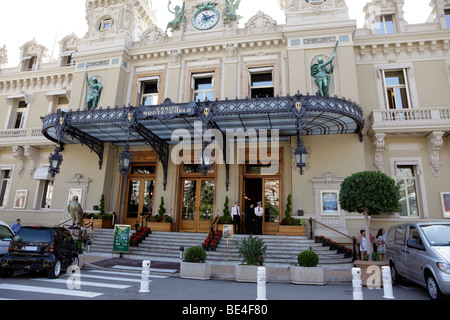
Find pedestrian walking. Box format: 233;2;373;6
11;219;21;233
376;228;386;260
359;229;367;260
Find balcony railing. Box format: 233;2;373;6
0;127;52;147
369;107;450;135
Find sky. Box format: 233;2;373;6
0;0;432;68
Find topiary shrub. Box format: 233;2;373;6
297;250;319;267
184;246;207;263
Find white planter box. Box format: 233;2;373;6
235;265;268;283
77;253;84;268
290;265;326;285
180;262;211;280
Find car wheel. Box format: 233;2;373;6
0;267;14;278
426;274;444;300
390;263;402;284
47;259;61;279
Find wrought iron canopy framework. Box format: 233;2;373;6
41;93;365;188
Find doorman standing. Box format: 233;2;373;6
232;200;241;234
246;203;255;234
255;201;263;235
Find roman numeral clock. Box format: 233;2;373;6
192;2;220;30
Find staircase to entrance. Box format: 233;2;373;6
88;229;353;268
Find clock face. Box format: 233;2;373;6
192;9;220;30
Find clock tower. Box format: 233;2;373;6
167;0;243;36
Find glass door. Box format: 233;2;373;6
125;179;155;228
179;178;215;232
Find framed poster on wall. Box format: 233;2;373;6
440;192;450;218
13;190;27;209
320;190;340;215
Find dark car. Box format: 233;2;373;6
0;226;78;279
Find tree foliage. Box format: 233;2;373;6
339;171;401;215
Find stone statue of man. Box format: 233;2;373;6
68;196;85;228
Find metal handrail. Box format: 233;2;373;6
308;217;358;262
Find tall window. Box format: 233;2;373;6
445;9;450;29
141;80;159;106
22;56;37;71
249;68;274;98
376;14;396;34
41;180;53;209
383;69;411;109
192;73;214;102
0;169;11;207
395;165;418;217
13;100;27;129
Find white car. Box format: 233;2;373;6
0;220;14;257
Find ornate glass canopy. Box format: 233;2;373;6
41;93;364;188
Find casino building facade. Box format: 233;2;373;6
0;0;450;243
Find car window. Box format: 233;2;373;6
408;226;423;245
13;228;53;243
394;226;406;245
0;225;13;240
420;224;450;246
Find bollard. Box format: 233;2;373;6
139;260;151;293
352;267;363;300
256;267;267;300
381;266;395;299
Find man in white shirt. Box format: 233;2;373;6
254;201;263;235
231;200;241;234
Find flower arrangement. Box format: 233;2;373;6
316;236;352;257
202;229;222;251
130;227;151;246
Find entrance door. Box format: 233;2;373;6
125;179;155;227
179;178;215;232
244;178;280;234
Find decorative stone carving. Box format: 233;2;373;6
0;45;7;68
24;146;39;179
11;146;26;179
372;133;386;172
427;131;444;177
224;43;237;61
245;11;277;34
169;49;181;66
140;24;168;46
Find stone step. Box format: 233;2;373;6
87;229;354;267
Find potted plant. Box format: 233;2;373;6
75;241;84;267
290;250;326;285
216;196;233;232
91;194;113;229
339;171;401;286
180;246;211;280
233;235;268;282
147;197;174;231
279;194;306;236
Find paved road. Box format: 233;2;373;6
0;265;431;301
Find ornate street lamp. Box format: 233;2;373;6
294;143;308;175
119;144;133;176
201;147;211;176
48;145;64;177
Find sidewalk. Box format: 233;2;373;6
82;253;353;283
